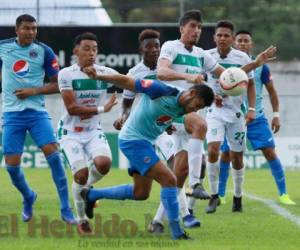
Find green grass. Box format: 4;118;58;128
0;168;299;250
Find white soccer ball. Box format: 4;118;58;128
219;67;248;96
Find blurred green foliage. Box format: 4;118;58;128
102;0;300;60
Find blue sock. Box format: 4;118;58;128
218;160;230;197
6;165;33;200
46;151;70;210
161;187;183;239
268;158;286;195
88;184;134;201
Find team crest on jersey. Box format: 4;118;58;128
29;49;38;58
144;156;151;164
12;60;29;77
141;79;153;88
156;115;172;126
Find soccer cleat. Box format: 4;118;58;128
206;195;220;214
80;187;96;219
279;194;296;205
77;220;93;235
61;207;77;225
188;208;194;216
182;214;201;228
186;183;211;200
220;196;226;205
147;220;164;234
232;196;243;212
22;191;37;222
175;231;192;240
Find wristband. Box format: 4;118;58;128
273;112;280;118
97;106;105;114
248;107;256;112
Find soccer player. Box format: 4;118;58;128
57;32;119;234
0;14;75;223
205;20;256;213
113;29;201;231
218;30;295;205
80;66;215;240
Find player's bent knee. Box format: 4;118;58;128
94;156;112;175
133;190;150;200
73;168;89;185
5;155;22;166
163;172;177;187
262;147;277;161
41;143;58;156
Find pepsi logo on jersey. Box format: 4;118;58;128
13;60;29;77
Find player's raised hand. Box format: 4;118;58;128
272;117;280;133
255;46;277;66
104;92;118;112
14;88;38;99
82;66;97;79
186;73;205;84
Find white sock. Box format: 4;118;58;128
72;181;86;223
153;202;165;224
178;187;190;218
87;164;104;186
187;196;196;210
232;168;245;197
207;160;220;195
188;138;204;187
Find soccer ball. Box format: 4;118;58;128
219;67;248;96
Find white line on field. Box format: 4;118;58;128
244;192;300;228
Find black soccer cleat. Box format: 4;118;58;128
80;187;96;219
232;196;243;212
176;231;193;240
186;183;211;200
206;195;221;214
147;220;164;234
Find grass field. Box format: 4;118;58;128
0;168;299;250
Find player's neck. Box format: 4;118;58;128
16;38;32;47
179;38;194;51
218;47;231;58
143;60;157;70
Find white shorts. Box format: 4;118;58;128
206;113;246;152
59;128;112;174
171;122;191;155
155;132;175;161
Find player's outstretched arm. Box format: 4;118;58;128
241;46;277;73
83;66;135;91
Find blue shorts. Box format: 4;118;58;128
119;139;160;176
246;115;275;150
2;109;57;155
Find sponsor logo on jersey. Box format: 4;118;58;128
29;49;38;58
51;58;59;71
141;79;153;88
144;156;151;164
12;60;29;77
156;115;172;126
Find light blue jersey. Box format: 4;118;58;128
0;38;59;112
119;79;184;144
244;58;271;118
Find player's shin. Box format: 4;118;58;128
188;138;204;187
72;181;86;223
232;167;245;197
207;161;220;195
46;151;71;210
87;163;104;187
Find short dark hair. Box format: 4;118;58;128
16;14;36;27
235;30;252;37
138;29;160;44
74;32;98;47
215;20;235;32
179;10;202;26
190;84;215;107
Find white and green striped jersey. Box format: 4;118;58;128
122;61;157;99
158;39;219;90
206;48;253;122
58;63;117;131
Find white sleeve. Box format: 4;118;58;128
122;89;136;99
58;69;72;92
158;41;177;62
203;51;219;73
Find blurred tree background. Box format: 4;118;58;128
101;0;300;60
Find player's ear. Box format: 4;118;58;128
73;47;78;55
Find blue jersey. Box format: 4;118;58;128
0;38;59;112
119;79;184;143
244;58;271;118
